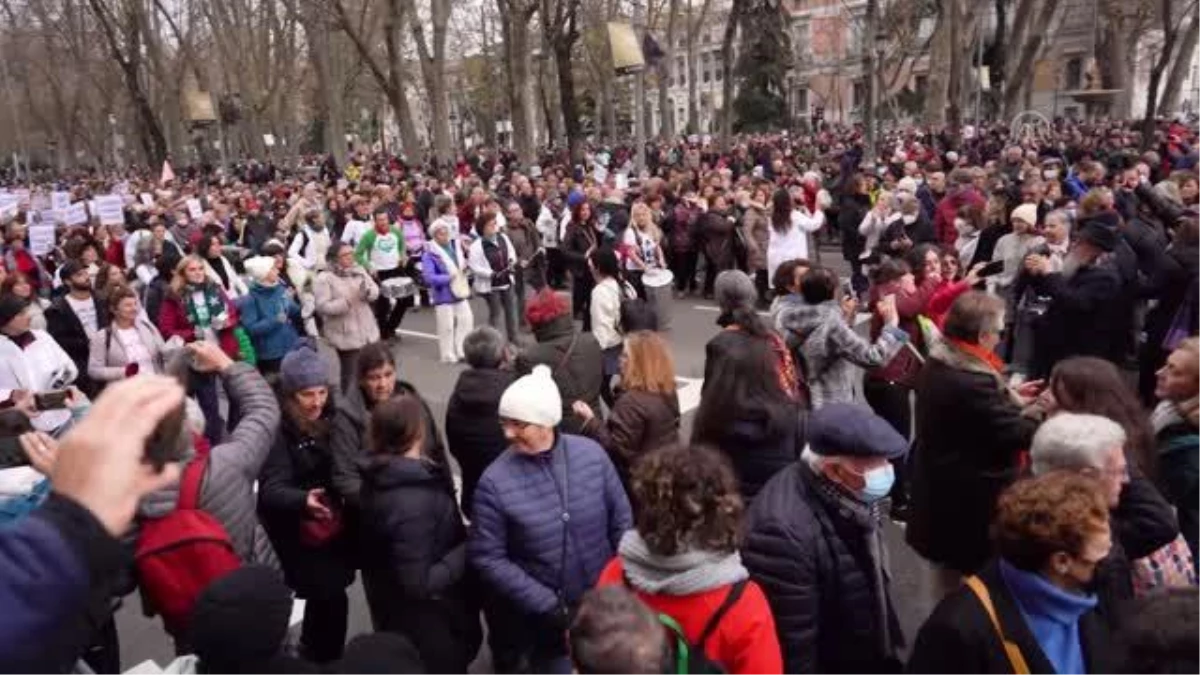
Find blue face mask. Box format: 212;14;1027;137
858;464;895;502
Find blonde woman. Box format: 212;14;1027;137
621;201;666;298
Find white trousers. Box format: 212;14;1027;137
434;301;474;361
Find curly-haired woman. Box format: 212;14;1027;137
595;444;783;674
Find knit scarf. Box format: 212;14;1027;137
617;530;748;595
946;337;1005;374
184;283;225;330
802;460;882;529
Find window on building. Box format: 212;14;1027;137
676;56;686;86
1065;57;1083;90
794;21;810;53
797;88;809;115
702;52;712;83
715;53;724;81
1064;106;1080;120
847;15;864;56
915;75;928;96
852;79;866;108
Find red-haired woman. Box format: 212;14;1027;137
516;288;604;434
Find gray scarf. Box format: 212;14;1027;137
618;530;748;595
1151;400;1187;434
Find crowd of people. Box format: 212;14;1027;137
0;116;1198;673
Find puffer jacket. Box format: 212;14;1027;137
742;204;770;272
516;314;603;435
468;433;632;616
445;367;518;516
711;413;805;503
313;267;380;351
743;462;904;674
579;389;680;490
329;378;445;509
139;363;281;569
237;282;300;361
782;301;907;408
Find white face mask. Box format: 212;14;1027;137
902;214;917;225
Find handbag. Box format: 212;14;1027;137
964;576;1030;675
299;504;344;546
450;273;471;300
872;341;926;389
1132;534;1197;596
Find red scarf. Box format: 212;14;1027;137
801;184;818;213
947;337;1005;374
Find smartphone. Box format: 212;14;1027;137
143;399;188;471
977;260;1006;278
33;390;69;411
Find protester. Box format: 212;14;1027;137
199;233;248;299
596;444;783;673
45;259;110;398
569;586;670;675
238;255;301;374
468;211;520;342
743;403;908;673
469;365;632;672
1;272;47;330
907;291;1041;590
571;330;680;491
359;394;481;672
908;472;1117;674
0;294;79;433
589;247;634;408
504;200;541;322
257;341;353;664
1151;338;1199;564
517;289;603;435
356;206;410;340
444;326;516;516
422;217;475;364
314;241;380;393
88;285;167;383
623;201;666;299
704;270;801;403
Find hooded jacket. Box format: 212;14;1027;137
237;282;300;361
515;314;603;435
445;367;517;516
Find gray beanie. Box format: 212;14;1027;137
280;339;329;393
714;270;757;314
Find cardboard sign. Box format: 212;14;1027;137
0;194;19;220
64;203;89;226
140;193;154;206
615;173;629;191
93;195;125;226
185;198;203;220
14;189;31;209
28;224;55;256
51;191;71;212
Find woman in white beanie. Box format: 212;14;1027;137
469;364;632;673
422;216;474;363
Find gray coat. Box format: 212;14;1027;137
139;363;281;569
88;319;167;382
781;301;906;408
313;267;380;352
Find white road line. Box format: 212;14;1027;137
289;598;306;627
692;304;772;317
395;328;438;340
676;376;703;414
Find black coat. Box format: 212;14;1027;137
1029;262;1124;378
837;193;870;261
743;463;903;674
907;561;1117;674
445;367;517;516
359;456;482;672
257;407;355;597
907;344;1039;574
45;294;110;397
710;412;804;504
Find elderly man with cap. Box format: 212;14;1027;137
0;294;80;433
469;364;632;673
45;259;110;398
1024;212;1124;378
742;403;907;674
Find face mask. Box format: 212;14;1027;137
857;464;895;502
902;214;917;225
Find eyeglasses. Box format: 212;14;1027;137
499;417;530;430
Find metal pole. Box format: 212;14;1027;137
634;0;647;173
863;0;878;161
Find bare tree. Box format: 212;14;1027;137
497;0;538;163
1000;0;1059;118
407;0;453;163
684;0;713;133
1159;12;1200;114
541;0;584;161
717;0;744;147
1140;0;1199;148
657;0;680;139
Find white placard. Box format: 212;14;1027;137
185;198;203;220
64;203;89;226
27;224;55;256
140;193;154;206
615;173;629;191
51;191;71;212
263;134;276;147
0;201;17;221
93;195;125;226
593;164;609;184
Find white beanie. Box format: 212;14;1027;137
498;364;563;428
244;256;275;283
896;177;918;195
1010;203;1038;227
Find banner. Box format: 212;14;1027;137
93;195;125;226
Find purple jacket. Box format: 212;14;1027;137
400;218;426;255
422;244;467;306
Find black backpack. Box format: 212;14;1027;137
631;578;748;674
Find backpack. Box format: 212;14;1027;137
635;577;747;674
135;453;241;639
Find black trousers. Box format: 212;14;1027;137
300;589;349;664
572;272;594;332
864;377;912;506
546;248;567;289
373;267;413;336
671;249;698;293
754;269;770;308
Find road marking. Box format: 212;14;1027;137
692;304;772;317
290;599;306;627
677;376;703;414
396;328;438;340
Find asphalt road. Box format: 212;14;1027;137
115;249;941;671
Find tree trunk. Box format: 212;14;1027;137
1002;0;1057;118
1159;16;1199;115
683;0;712;134
301;6;345;158
499;0;537;164
1141;0;1186;150
407;0;452;163
717;0;741;149
555;42;584;161
924;1;951;124
658;0;679;139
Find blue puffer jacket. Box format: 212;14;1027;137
238;282;300;361
468;433;632;616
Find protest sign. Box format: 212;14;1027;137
140;193;154;206
28;224;55;256
593;164;609;184
93;195;125;226
51;191;71;212
186;198;203;219
64;203;89;226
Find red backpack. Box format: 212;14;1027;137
135;453;241;638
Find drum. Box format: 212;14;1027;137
642;268;674;331
381;277;416;300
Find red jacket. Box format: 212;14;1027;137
104;240;125;268
932;187;985;247
926;279;973;328
596;558;783;675
157;293;241;360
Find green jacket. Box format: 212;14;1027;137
354;225;407;271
